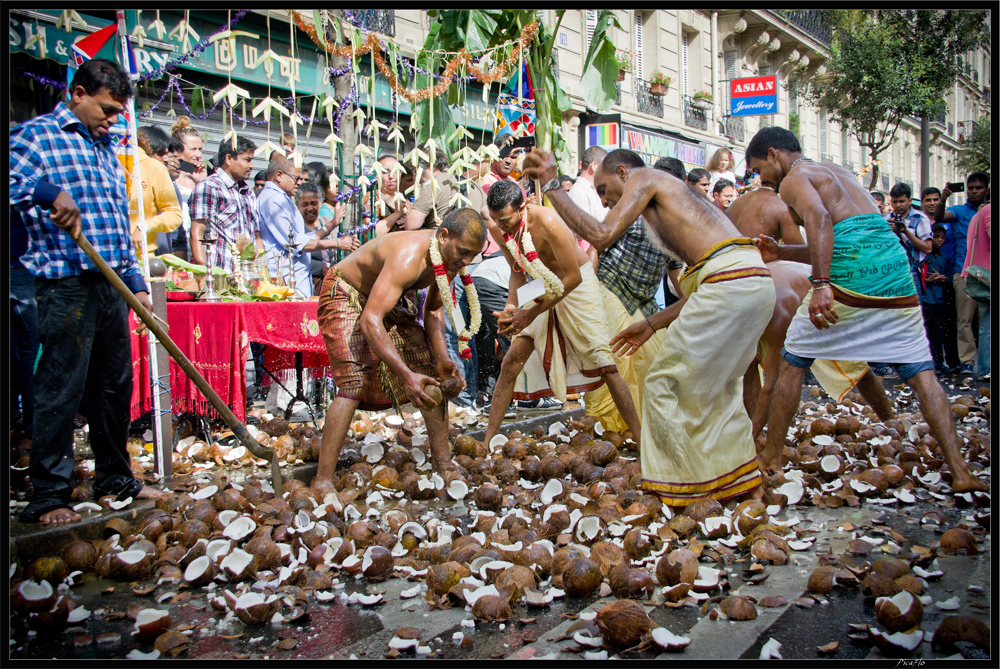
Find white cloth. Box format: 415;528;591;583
176;183;193;233
709;170;737;191
568;178;608;222
784;288;932;364
471;256;512;288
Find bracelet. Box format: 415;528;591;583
646;317;655;331
810;278;831;286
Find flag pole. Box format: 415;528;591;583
117;10;167;481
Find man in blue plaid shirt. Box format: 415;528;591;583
10;59;166;523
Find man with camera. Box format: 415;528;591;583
885;183;932;299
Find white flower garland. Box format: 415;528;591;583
504;215;564;301
429;235;481;360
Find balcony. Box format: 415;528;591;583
720;115;745;142
881;174;891;191
635;80;663;118
843;160;855;173
973;70;979;83
820;153;836;164
350;10;395;37
948;122;954;137
772;10;833;46
683;95;708;131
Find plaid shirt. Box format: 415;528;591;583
9;101;145;294
189;168;258;271
596;216;670;318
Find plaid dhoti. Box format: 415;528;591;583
317;269;436;411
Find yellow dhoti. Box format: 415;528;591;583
641;239;775;506
756;337;869;403
584;285;666;433
512;263;619;402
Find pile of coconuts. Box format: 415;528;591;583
9;382;990;658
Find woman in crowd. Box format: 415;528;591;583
706;147;737;191
132;129;182;258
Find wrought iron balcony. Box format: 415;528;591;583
932;111;947;127
351;10;395;37
722;115;745;142
843;160;855;172
773;10;832;46
820;153;836;164
635;80;664;118
881;174;891;191
948;122;954;137
683;95;708;131
973;70;978;83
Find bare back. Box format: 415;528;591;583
726;188;805;245
779;161;880;226
335;230;437;296
613;168;744;266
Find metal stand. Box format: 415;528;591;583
284;227;305;301
256;352;321;424
200;228;222;302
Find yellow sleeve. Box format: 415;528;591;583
142;159;182;233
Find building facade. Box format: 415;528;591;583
10;9;990;205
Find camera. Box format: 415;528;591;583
891;215;906;233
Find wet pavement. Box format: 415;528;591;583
8;375;991;660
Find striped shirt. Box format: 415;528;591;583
596;217;670;318
9;101;146;294
189;168;259;270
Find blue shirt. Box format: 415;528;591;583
946;201;979;272
9;102;146;294
256;182;313;298
919;250;952;305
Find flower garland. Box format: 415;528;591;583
503;212;564;303
429;235;480;360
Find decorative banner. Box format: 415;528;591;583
730;75;778;117
585;122;620;151
623;124;705;168
495;60;535;137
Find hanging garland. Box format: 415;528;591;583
291;11;538;104
429;235;481;359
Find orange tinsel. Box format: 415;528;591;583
291;11;539;103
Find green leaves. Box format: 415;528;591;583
579;11;624;113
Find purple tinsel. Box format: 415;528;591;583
138;10;251;82
17;70;67;90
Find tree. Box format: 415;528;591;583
796;10;989;188
957;115;990;174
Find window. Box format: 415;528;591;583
819;109;829;155
682;32;689;96
585;11;598;54
633;12;644;81
725;51;739;80
537;10;549;25
723;51;738;116
841;125;850;162
789;78;799;114
758;66;771;127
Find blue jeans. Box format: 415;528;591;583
781;347;934;381
10;265;38;430
444;272;478;407
977;301;990;376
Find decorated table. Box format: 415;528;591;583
130;300;328;423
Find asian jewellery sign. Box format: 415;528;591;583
729;75;778;117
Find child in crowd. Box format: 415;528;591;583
919;224;957;374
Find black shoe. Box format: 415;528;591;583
504;404;517;419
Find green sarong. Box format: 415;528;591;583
825;213;916;298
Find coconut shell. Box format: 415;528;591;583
872;558;910;580
931;616;990;651
28;557;69;584
426;561;471;596
875;590;924;634
939;528;978;555
423;383;443;408
808;566;838;594
595;599;654;648
562;557;603;597
861;572;902;599
472;594;511;621
655;548;699;586
494;566;538;602
719;595;758;620
474;485;503;512
609;564;655;600
590;542;628;578
60;541;98;573
683;498;723;524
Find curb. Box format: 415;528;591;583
9;406;586;569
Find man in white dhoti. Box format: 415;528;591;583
746;128;986;494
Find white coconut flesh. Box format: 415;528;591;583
447;480;469;500
409;449;426;466
540;479;564;505
67;606;90;623
579;610;597;621
184;556;213;582
401;585;421;599
133;608;169;631
913;566;944;579
774;480;804;505
477;560;514;581
224;446;246;462
223;516;256;542
704;517;731;534
693;566;721;591
398;521;428;541
576;516;602;542
488;434;508;451
583;650;608;660
108;497;133;510
341;554;362;571
812;435;835;446
220;549;254;576
547;422;565;437
361;442;384;464
72;502;102;513
206;539;232;562
384;415;404;427
116;550;148;566
542;504;567;524
176;436;197;453
760;638;783;659
650;628;691;650
872;628;923;651
878;590;915;616
819;455;841;473
593;421;604;436
573;632;604;647
126;650;161;660
388;637;418;651
850;480;876;494
19;580;54;601
216;509;240;528
935;596;960;610
464;584;500;607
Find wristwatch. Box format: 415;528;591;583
540;178;561;195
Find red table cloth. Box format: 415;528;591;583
130;301;328;423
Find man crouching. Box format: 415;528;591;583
313;208;487;491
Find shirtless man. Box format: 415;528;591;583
480;180;641;447
314;209;486;489
746;127;986;493
726;187;895;439
524;148;775;507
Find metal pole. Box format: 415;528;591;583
920;115;930;196
71;229;284;494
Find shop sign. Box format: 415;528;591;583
730;75;778;116
622;126;705;167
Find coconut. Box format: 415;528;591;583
750;534;790;565
862;572;902;599
182;555;217;587
153;630;191;657
60;541;98;573
667;514;697;537
12;580;55;613
590;441;618;467
893;575;927;596
733;500;769;536
474;485;503;512
28;557;69;584
422;383;443;408
939;528;978;555
588;542;626;578
132;609;172;641
244;536;282;572
650;627;692;652
682;498;723;524
471;594;511;621
110;550;152;581
609;564;655;600
219;548;257;581
426;561;471;596
655;548;698;587
875;590;924;634
808;566;838;594
574;515;605;544
562;557;603;597
719;595;758;620
622;528;653;560
361;546;394;581
661;582;692;602
595;599;654;648
539;456;566;481
931;616;990;651
234;592;280;625
104;517;131;539
872;558;911;580
494;566;538;601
